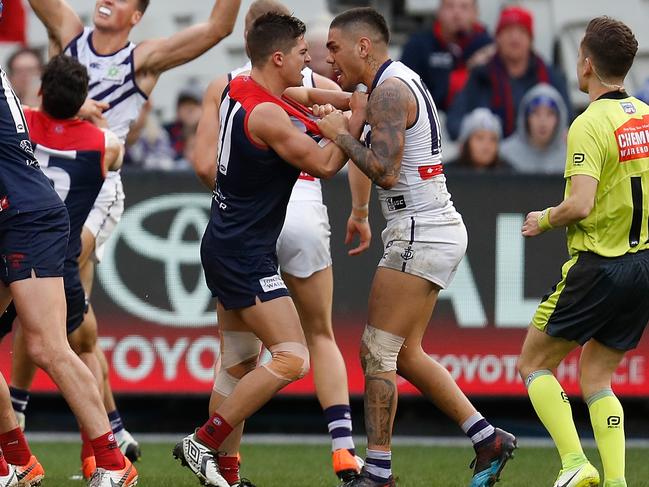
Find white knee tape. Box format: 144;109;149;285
220;331;262;369
360;325;405;374
213;370;240;396
262;342;310;382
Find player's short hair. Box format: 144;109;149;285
137;0;149;14
330;7;390;45
581;16;637;80
41;55;89;120
245;0;290;33
6;47;43;75
247;13;306;67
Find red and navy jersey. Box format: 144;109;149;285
205;75;321;255
23;108;106;264
0;66;63;222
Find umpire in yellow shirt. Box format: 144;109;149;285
517;17;649;487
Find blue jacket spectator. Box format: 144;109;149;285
446;6;571;139
401;0;493;111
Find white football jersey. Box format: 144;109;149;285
65;27;147;144
364;60;460;222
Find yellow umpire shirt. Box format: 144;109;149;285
564;91;649;257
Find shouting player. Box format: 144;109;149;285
318;8;516;487
191;1;370;483
173;13;365;487
518;17;649;487
0;41;135;487
16;0;241;463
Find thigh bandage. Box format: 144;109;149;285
360;325;405;375
262;342;310;382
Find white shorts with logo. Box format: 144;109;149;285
83;171;125;263
379;215;467;289
276;200;332;278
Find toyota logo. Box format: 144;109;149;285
98;193;215;327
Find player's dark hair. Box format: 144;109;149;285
6;47;44;75
581;16;637;79
137;0;150;14
330;7;390;45
247;13;306;66
41;55;89;120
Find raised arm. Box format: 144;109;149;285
135;0;241;75
319;79;408;190
28;0;83;54
191;76;229;190
248;103;362;179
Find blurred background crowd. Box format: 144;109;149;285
2;0;649;175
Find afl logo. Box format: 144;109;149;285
98;194;215;327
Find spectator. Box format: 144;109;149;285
445;108;510;172
446;6;571;140
5;47;43;106
0;0;27;44
164;81;203;161
126;100;177;170
500;83;568;174
400;0;493;111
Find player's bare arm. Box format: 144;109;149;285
28;0;83;54
522;175;598;237
134;0;241;87
323;79;409;190
249;103;358;179
192;76;229;191
103;130;125;172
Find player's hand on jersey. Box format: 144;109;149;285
346;213;371;256
349;91;368;117
522;211;542;237
312;103;337;118
317;110;349;141
78;98;109;128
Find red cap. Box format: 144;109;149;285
496;6;533;38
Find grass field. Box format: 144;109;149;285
27;442;649;486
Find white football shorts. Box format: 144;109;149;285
83;171;125;263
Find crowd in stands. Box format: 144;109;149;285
3;0;649;175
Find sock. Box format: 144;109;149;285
461;412;495;449
91;432;124;471
196;413;233;452
526;370;586;469
588;389;625;483
108;410;125;435
0;427;32;465
365;449;391;482
9;387;29;415
324;404;355;454
218;455;240;484
0;450;9;476
80;430;94;461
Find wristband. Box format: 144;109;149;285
537;207;554;232
351;215;369;224
353;204;369;211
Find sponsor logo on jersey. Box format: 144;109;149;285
621;101;636;114
259;274;287;293
385;195;407;211
19;139;34;156
572;153;585;166
615;115;649;162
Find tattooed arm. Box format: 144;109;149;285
319;78;409;190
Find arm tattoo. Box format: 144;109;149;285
334;82;408;188
364;376;396;447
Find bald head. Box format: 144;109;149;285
245;0;291;32
330;7;390;45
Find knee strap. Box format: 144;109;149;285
360;325;405;375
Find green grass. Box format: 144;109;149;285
29;442;649;486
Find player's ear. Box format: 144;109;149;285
358;37;371;59
130;10;143;27
271;51;284;68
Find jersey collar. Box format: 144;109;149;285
370;59;393;93
596;90;629;101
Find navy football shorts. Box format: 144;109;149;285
201;244;290;311
0;206;69;286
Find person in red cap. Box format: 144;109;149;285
447;5;572;140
